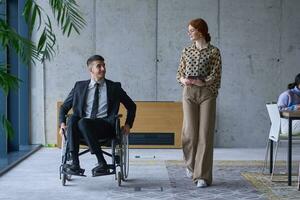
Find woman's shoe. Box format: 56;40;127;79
186;168;193;178
196;179;207;188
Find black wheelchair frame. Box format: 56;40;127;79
59;115;129;186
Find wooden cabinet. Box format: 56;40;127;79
57;101;183;148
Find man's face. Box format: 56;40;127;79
89;60;106;80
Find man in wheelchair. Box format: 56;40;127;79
59;54;136;176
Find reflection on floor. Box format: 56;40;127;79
0;145;41;176
0;147;300;200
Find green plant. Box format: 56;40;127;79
0;0;86;139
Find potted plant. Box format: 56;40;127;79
0;0;86;139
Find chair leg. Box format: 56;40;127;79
285;142;289;174
271;141;280;181
262;139;270;174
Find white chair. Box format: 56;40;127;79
263;103;300;180
298;162;300;190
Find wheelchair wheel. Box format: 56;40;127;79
62;174;67;186
120;134;129;181
117;171;121;186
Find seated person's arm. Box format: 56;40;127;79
119;85;136;135
59;87;75;135
277;91;297;111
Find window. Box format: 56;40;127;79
0;0;40;175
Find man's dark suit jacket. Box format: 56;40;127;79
59;79;136;129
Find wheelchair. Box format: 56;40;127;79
59;114;129;186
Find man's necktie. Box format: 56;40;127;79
90;83;100;119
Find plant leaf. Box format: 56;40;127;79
1;115;14;140
49;0;86;37
0;65;21;95
0;19;40;63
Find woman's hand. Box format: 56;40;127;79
180;77;206;86
190;79;206;87
180;77;192;86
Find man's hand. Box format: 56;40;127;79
121;124;131;135
59;123;67;136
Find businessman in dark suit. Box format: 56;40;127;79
59;55;136;176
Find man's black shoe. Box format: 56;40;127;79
64;164;85;176
92;163;110;177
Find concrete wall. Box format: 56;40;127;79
31;0;300;147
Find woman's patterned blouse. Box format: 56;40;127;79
176;43;222;96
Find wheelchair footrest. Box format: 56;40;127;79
62;169;86;177
92;171;115;177
92;164;115;177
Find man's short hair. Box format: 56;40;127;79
86;55;105;66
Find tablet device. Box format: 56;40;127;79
187;75;205;80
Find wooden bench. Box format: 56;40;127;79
57;101;183;148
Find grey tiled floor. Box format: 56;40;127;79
0;147;299;200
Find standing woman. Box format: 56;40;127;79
176;18;222;188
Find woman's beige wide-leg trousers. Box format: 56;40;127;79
182;85;216;185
